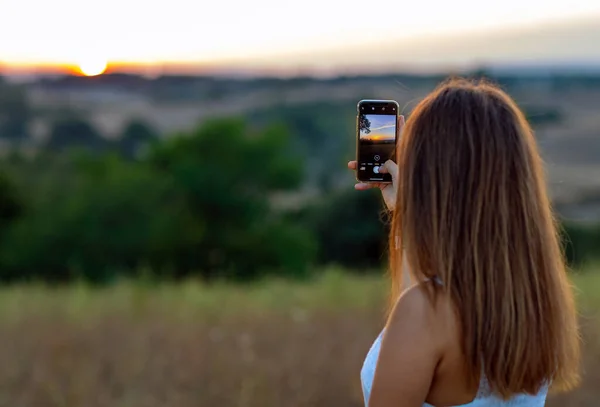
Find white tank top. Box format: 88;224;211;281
361;329;549;406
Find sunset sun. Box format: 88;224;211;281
78;58;108;76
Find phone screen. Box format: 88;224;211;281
356;100;398;183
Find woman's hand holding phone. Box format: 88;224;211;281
348;159;398;211
350;113;403;211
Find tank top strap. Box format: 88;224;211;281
423;276;444;286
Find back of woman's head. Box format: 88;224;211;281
390;78;580;398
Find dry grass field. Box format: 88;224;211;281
0;267;598;407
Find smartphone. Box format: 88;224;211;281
356;99;399;183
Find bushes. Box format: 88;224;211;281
0;118;315;283
299;188;390;270
0;115;597;284
300;191;600;271
562;222;600;268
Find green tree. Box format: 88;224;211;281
45;118;109;153
0;170;22;230
359;115;371;134
118;119;159;159
0;170;25;281
301;187;389;269
0;152;201;283
0;84;31;141
0;118;315;283
561;222;600;267
148;118;315;280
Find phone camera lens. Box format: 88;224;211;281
372;107;375;110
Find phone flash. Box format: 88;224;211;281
372;107;375;110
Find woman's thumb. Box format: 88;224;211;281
380;160;398;179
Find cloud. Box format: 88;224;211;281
370;124;396;132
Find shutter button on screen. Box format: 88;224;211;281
373;166;380;174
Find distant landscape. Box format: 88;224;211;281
3;70;600;222
0;68;599;284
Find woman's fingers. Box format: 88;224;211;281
354;182;378;190
379;160;398;180
350;161;379;189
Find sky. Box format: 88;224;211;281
361;115;396;140
1;0;600;73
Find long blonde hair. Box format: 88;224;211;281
389;78;580;398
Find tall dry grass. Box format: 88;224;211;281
0;268;597;407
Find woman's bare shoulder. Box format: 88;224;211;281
388;281;457;346
369;282;455;406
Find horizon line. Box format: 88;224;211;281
3;60;600;79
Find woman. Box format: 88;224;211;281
348;79;580;407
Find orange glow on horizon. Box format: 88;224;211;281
362;134;395;141
0;60;240;77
